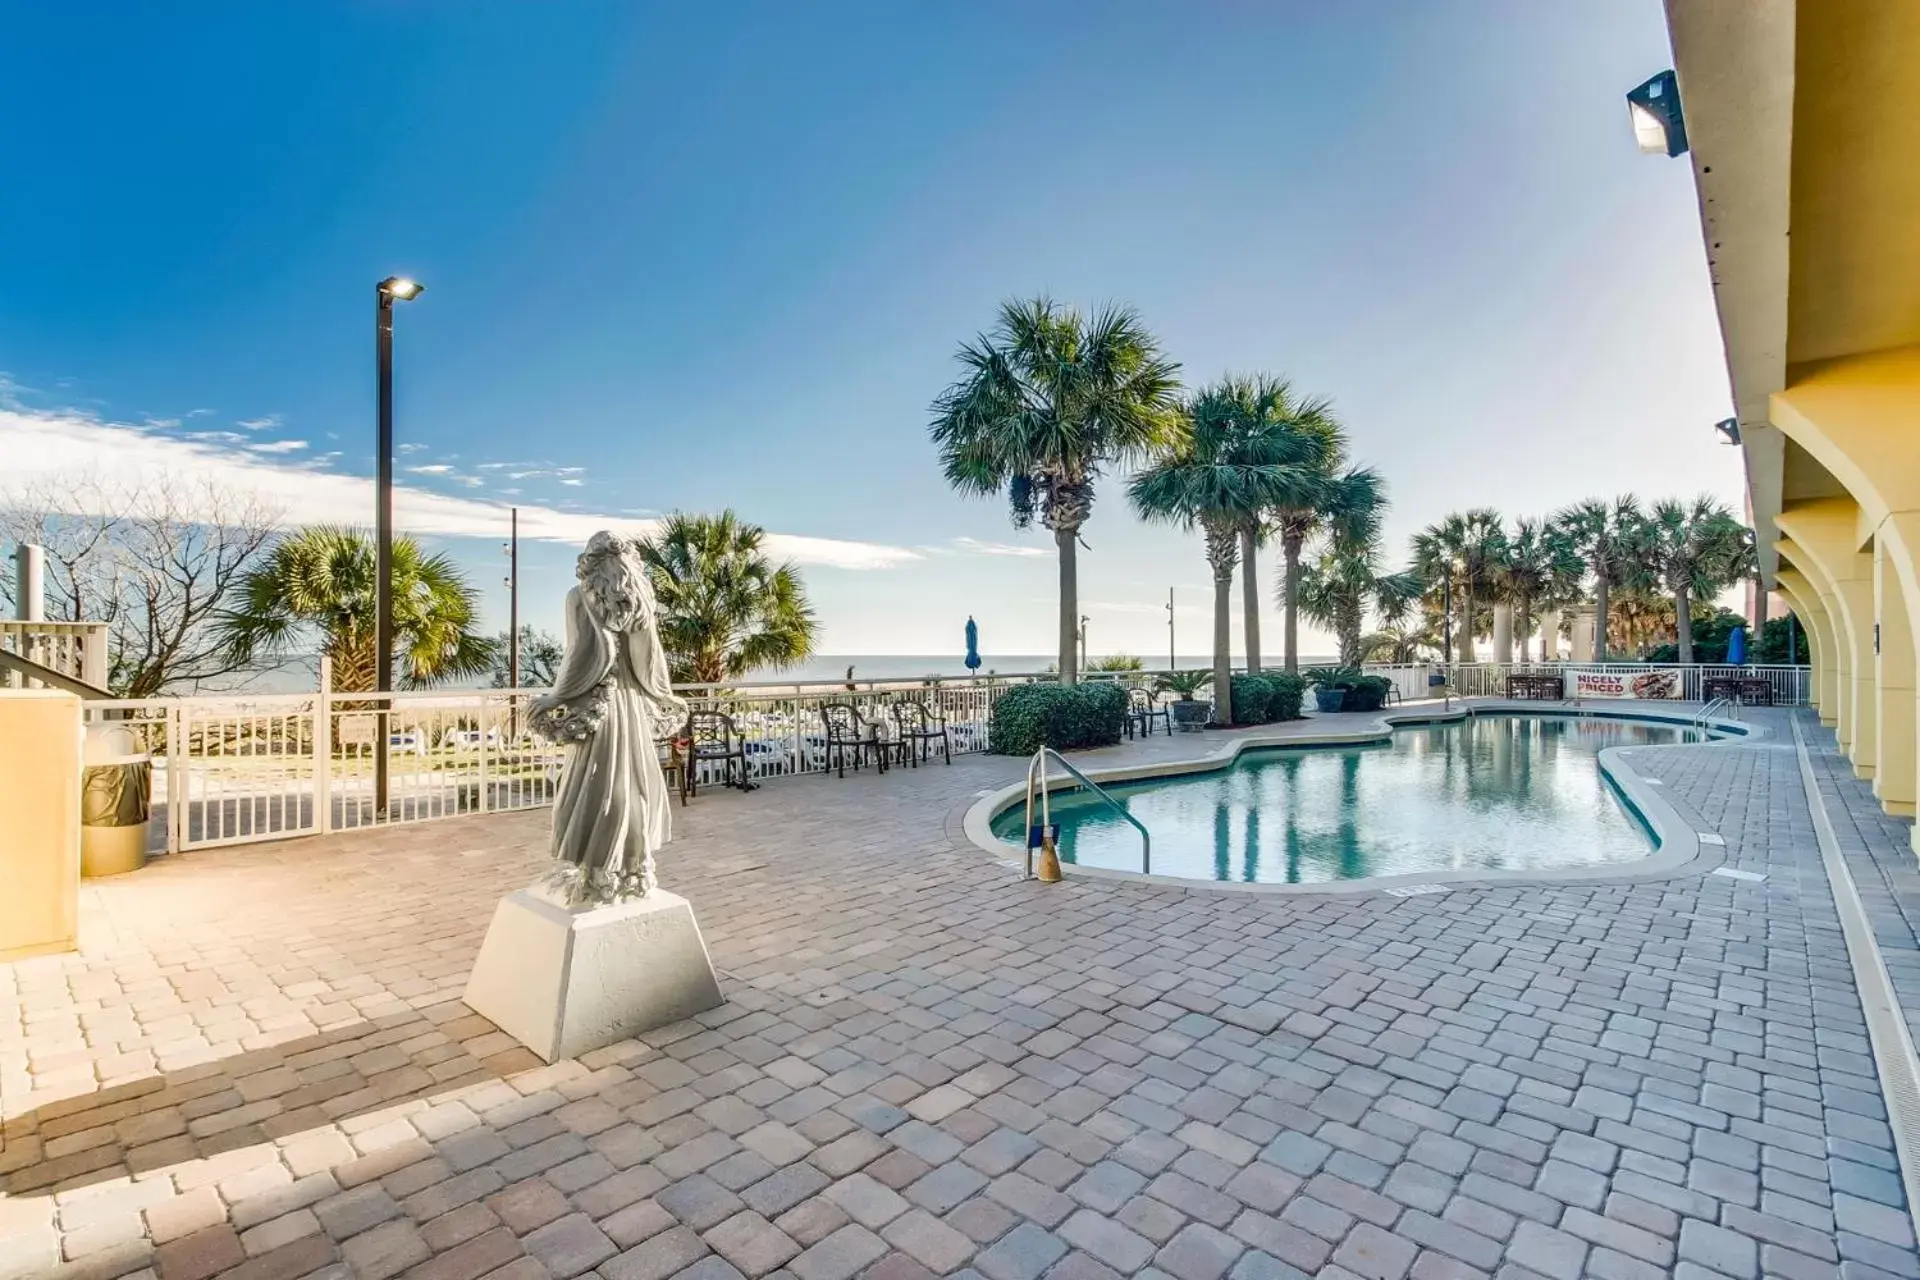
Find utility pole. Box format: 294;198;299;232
504;507;520;688
1166;588;1175;670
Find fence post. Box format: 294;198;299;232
82;624;109;689
314;656;332;836
791;686;805;778
167;704;184;853
478;696;492;813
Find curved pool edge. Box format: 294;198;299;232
958;699;1765;895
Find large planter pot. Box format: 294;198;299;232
1313;687;1348;713
1170;699;1211;732
1346;686;1386;713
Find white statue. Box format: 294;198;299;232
529;531;688;906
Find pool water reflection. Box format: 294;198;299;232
991;714;1705;884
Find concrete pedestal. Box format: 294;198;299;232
464;888;724;1063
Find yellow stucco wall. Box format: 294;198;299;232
0;690;83;961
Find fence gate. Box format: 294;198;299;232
175;697;321;850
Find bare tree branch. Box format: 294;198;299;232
1;470;282;695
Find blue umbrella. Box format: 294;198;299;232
965;617;982;671
1726;623;1747;665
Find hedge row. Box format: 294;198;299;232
1228;673;1306;725
988;681;1128;755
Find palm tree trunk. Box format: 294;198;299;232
1518;597;1532;663
1282;532;1303;673
1240;526;1261;674
1594;573;1610;662
1675;582;1693;664
1460;582;1477;664
1055;524;1079;684
1206;523;1236;726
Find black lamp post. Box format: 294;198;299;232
375;275;423;816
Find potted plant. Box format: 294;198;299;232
1304;666;1353;713
1154;669;1214;731
1345;674;1394;712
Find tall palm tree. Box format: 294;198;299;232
1552;496;1643;661
1184;377;1345;673
1638;496;1753;663
636;511;819;685
930;297;1181;682
1297;535;1423;667
1271;453;1382;673
217;526;495;692
1412;509;1505;662
1129;385;1307;724
1492;518;1579;661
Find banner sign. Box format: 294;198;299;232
1573;670;1684;700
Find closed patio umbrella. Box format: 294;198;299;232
1726;623;1747;665
965;617;982;672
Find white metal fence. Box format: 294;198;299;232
0;620;109;689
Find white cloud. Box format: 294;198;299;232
0;404;921;571
236;415;281;431
951;535;1051;559
559;478;584;487
248;439;308;454
407;463;454;474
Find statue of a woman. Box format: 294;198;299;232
529;532;688;906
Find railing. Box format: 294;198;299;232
1696;697;1738;730
1024;747;1150;876
66;660;1439;859
1447;661;1809;705
0;620;109;690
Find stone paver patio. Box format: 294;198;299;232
3;706;1917;1280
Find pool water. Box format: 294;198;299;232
990;714;1705;884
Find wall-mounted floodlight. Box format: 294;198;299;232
1714;418;1741;445
1628;70;1687;157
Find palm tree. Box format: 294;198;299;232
1412;509;1505;662
1492;518;1579;661
636;511;819;685
1552;496;1643;661
217;526;495;692
1637;496;1753;663
1297;536;1424;666
1129;385;1308;724
1272;454;1382;673
1183;376;1345;673
930;297;1181;682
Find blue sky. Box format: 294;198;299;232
0;2;1741;657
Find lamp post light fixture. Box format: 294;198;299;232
374;275;424;816
1627;69;1688;157
1714;417;1742;446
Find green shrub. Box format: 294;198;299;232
1228;675;1273;726
988;681;1128;755
1266;672;1306;721
1345;674;1393;712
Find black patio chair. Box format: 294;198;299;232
1125;687;1171;739
890;698;951;767
683;709;755;795
818;701;887;778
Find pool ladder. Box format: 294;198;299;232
1696;696;1739;731
1023;747;1151;877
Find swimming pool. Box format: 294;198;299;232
988;714;1707;885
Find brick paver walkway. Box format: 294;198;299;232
3;708;1917;1280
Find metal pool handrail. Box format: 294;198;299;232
1023;747;1150;877
1696;697;1736;730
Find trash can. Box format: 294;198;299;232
81;723;151;877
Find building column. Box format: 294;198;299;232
1569;608;1596;664
1872;538;1916;816
1776;502;1878;778
1537;608;1561;660
1777;569;1838;724
1491;603;1514;664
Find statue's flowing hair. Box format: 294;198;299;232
576;531;656;634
